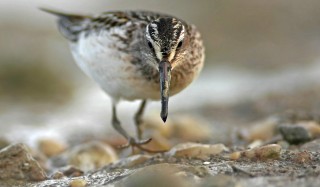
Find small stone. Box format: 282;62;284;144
242;117;278;141
241;144;281;160
68;141;118;172
59;165;84;177
167;143;228;159
115;154;152;168
172;115;212;141
142;133;172;152
144;114;174;138
203;161;211;165
0;143;47;181
297;121;320;138
144;114;212;142
247;140;263;149
69;178;87;187
38;138;67;157
279;124;312;144
301;138;320;151
51;171;65;179
229;151;241;160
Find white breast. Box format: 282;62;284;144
70;27;160;101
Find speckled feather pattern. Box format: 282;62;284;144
54;10;205;102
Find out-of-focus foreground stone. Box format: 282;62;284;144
0;143;47;181
167;143;228;159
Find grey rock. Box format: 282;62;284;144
278;124;311;144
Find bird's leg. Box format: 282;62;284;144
112;103;155;152
134;100;147;140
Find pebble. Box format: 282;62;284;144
115;154;152;168
38;138;67;157
69;178;87;187
144;114;212;142
278;121;320;144
68;141;117;172
247;140;263;149
229;151;241;160
229;144;281;160
297;121;320;138
171;115;212;141
279;124;311;144
0;143;47;181
144;114;174;138
241;144;281;160
242;117;278;141
50;171;65;179
167;143;228;159
142;133;172;152
59;165;84;177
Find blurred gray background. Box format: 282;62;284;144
1;0;320;145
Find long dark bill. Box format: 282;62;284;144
159;60;172;123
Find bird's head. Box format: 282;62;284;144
145;17;187;123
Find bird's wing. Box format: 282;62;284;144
40;8;93;42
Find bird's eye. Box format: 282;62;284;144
177;41;183;48
147;41;153;49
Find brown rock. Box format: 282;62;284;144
59;165;84;177
167;143;228;159
0;143;47;181
38;138;67;157
240;144;281;160
115;154;152;168
172;115;212;141
50;171;65;179
144;114;174;138
144;115;212;142
142;133;171;152
229;151;241;160
68;141;118;172
242;117;278;141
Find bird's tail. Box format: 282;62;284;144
40;8;91;42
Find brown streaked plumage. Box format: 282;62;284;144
41;8;205;152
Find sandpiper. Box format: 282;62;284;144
42;8;205;151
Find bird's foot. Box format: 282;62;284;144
118;137;166;153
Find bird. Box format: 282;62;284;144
41;8;205;151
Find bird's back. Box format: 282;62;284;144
41;9;172;43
